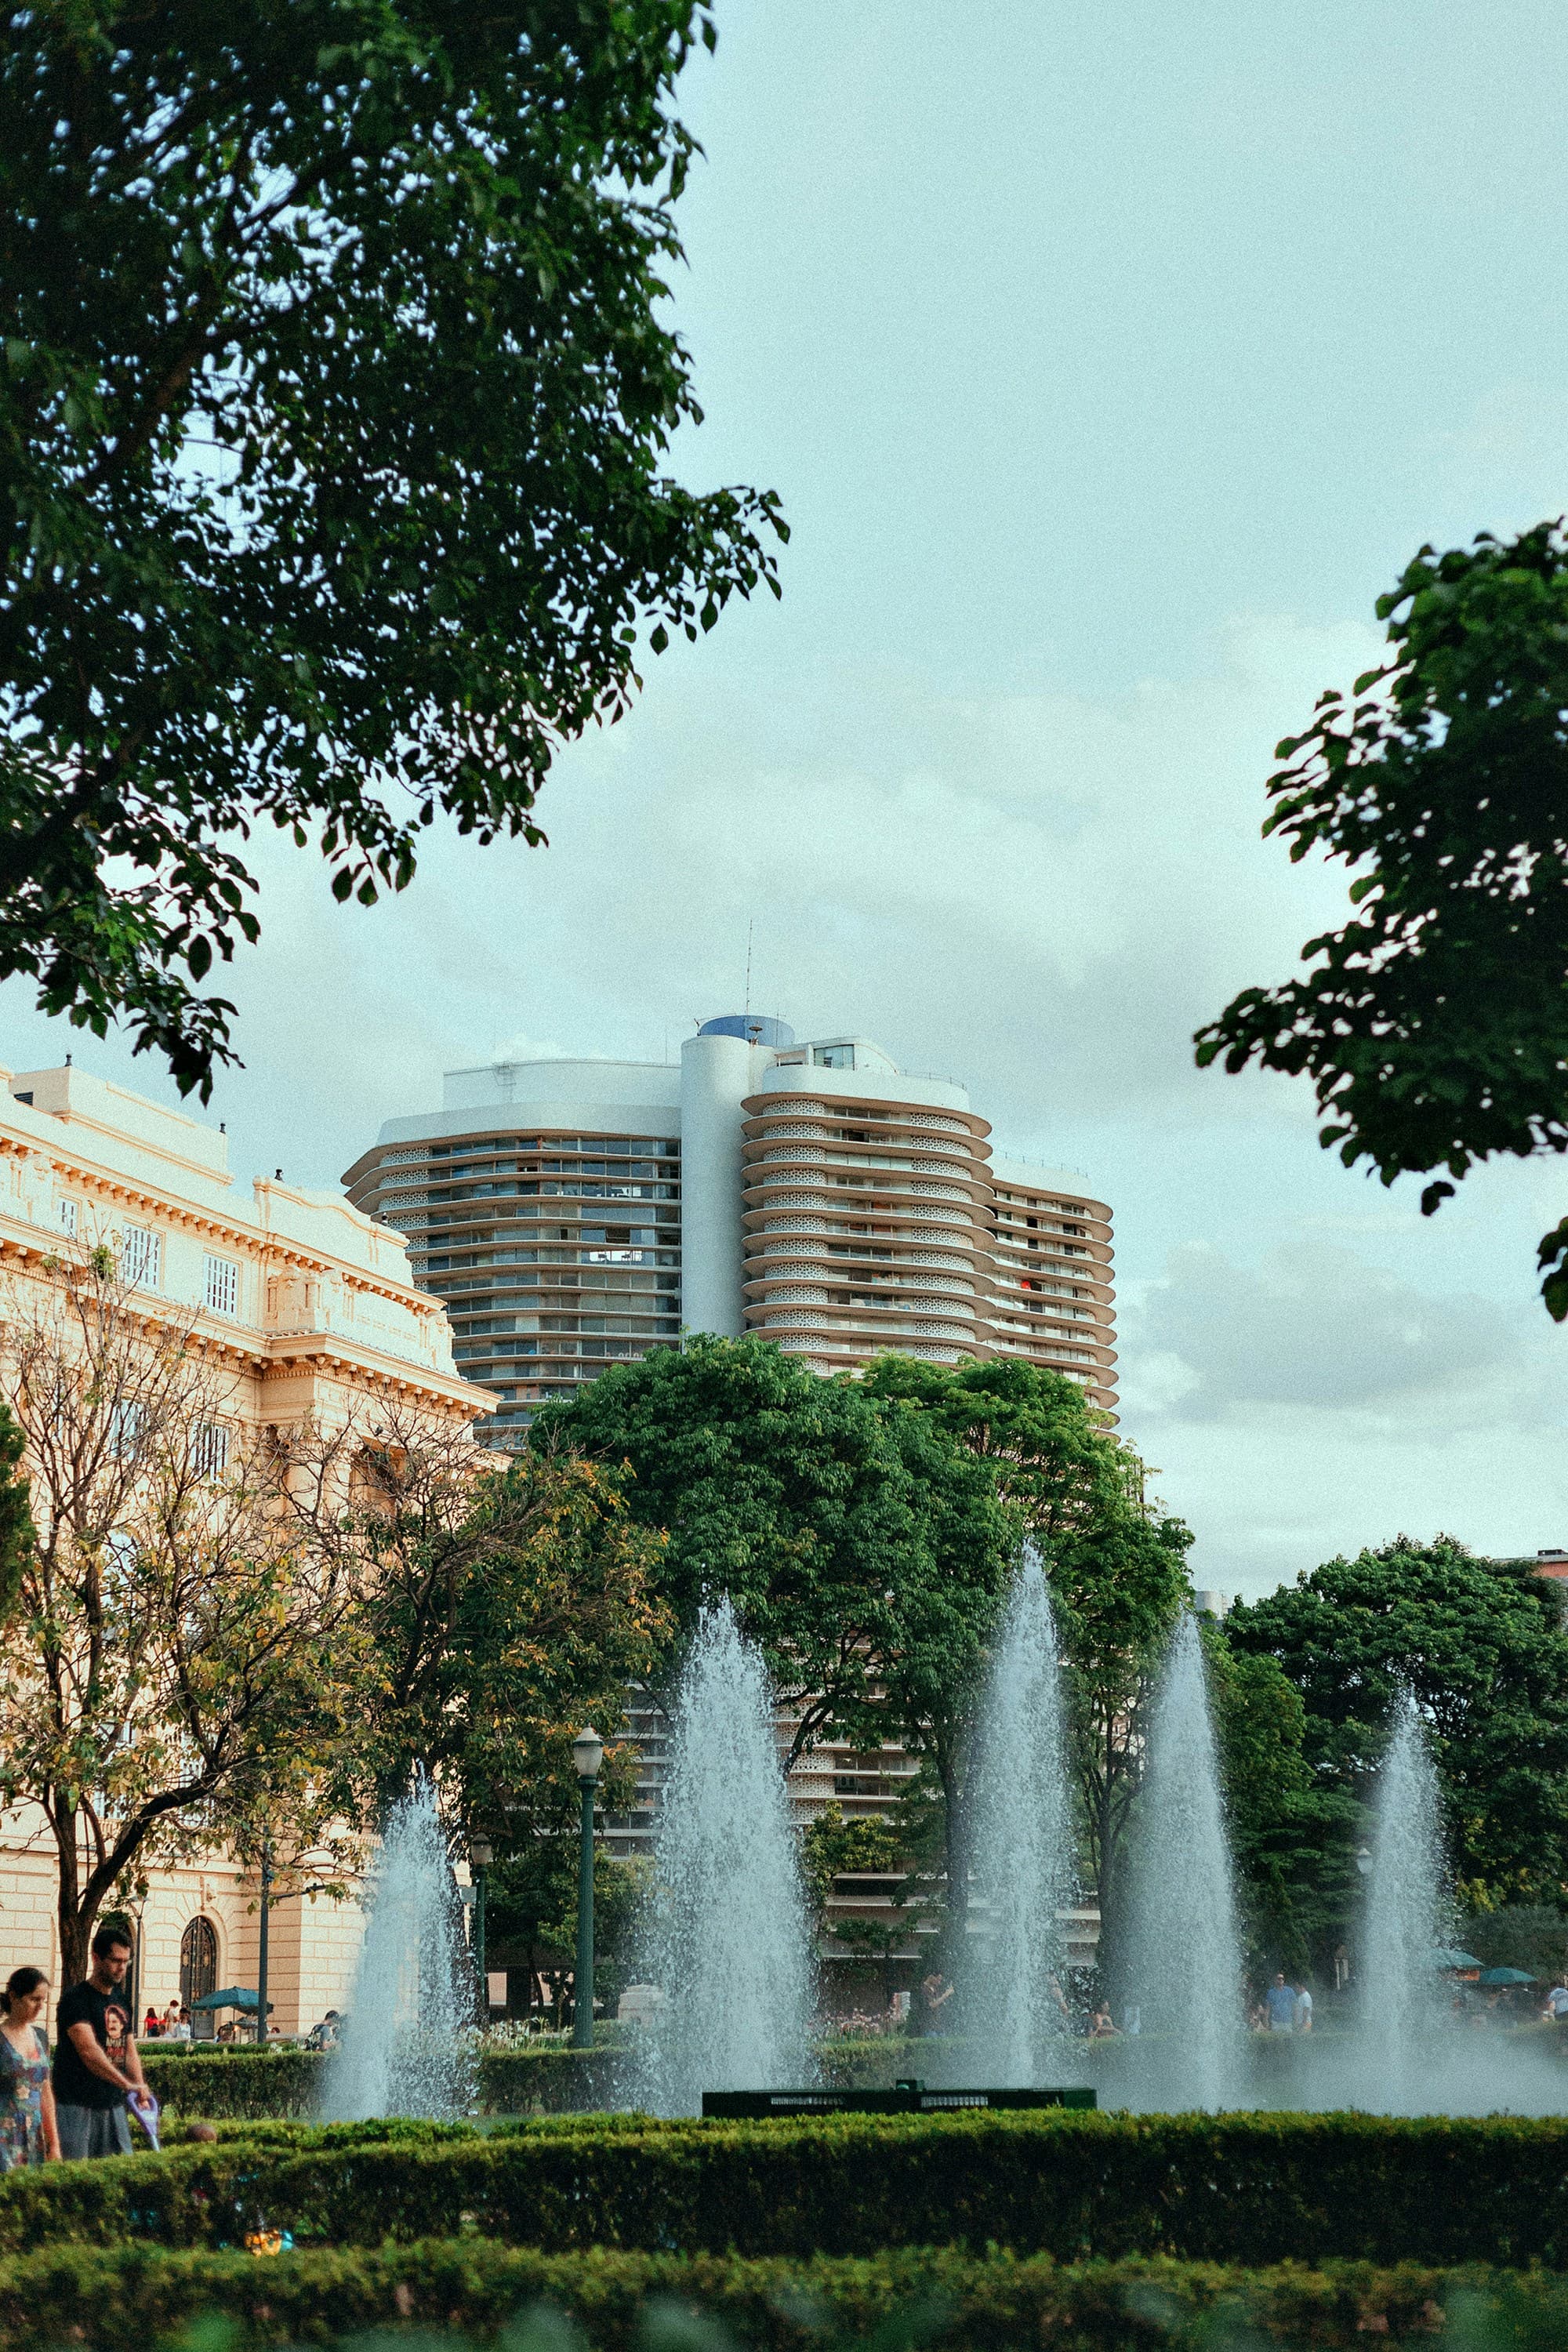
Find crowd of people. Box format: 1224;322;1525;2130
833;1965;1568;2043
140;2003;194;2039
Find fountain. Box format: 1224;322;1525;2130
320;1775;475;2122
1121;1610;1246;2109
626;1599;815;2115
961;1549;1076;2085
1356;1686;1449;2111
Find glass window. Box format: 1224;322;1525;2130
193;1422;230;1477
57;1198;78;1238
204;1255;239;1316
121;1225;162;1288
110;1400;143;1458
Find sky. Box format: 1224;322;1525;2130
8;0;1568;1595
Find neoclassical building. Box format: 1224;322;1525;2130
0;1058;488;2034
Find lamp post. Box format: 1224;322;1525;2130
256;1835;272;2047
470;1837;493;2016
571;1728;603;2050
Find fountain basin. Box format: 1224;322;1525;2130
702;2084;1097;2116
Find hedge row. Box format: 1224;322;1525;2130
140;2041;905;2120
8;2113;1568;2267
0;2238;1544;2352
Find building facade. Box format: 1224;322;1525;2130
0;1059;489;2034
343;1014;1117;1447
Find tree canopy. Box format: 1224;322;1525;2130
1203;1626;1358;1977
0;1;784;1091
1195;524;1568;1314
1225;1534;1568;1909
532;1335;1014;1769
863;1353;1192;1949
289;1417;670;1837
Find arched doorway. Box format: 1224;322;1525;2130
180;1916;218;2039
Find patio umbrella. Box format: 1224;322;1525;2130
1477;1966;1536;1987
1425;1947;1483;1970
189;1987;273;2013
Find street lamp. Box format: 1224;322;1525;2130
1355;1846;1374;1878
469;1837;493;2014
571;1729;604;2050
256;1835;273;2047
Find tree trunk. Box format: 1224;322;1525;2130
936;1746;968;1983
53;1801;92;1988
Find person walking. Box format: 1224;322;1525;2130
1541;1978;1568;2029
51;1926;146;2159
1294;1981;1314;2034
912;1971;953;2038
1264;1972;1298;2032
0;1969;60;2170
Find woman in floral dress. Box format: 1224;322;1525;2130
0;1967;60;2169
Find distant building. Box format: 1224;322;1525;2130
347;1017;1120;1998
0;1059;488;2034
343;1014;1118;1448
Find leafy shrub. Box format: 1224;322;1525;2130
7;2113;1568;2267
0;2237;1540;2352
140;2044;629;2120
141;2041;903;2122
140;2049;321;2118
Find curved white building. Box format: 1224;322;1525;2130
343;1014;1117;1443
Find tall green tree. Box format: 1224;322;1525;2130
534;1336;1012;1775
1;1;785;1091
1203;1628;1359;1977
858;1355;1129;1539
1195;524;1568;1315
862;1354;1192;1953
1225;1535;1568;1909
1050;1504;1193;1962
290;1414;670;1839
485;1844;650;2013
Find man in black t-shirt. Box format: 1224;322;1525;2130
52;1924;147;2158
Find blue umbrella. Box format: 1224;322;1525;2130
188;1986;273;2013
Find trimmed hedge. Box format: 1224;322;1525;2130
0;2238;1537;2352
141;2049;322;2118
141;2045;624;2118
140;2040;899;2121
7;2112;1568;2267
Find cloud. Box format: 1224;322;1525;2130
0;603;1371;1199
1125;1240;1522;1424
486;1033;585;1065
1117;1236;1568;1598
